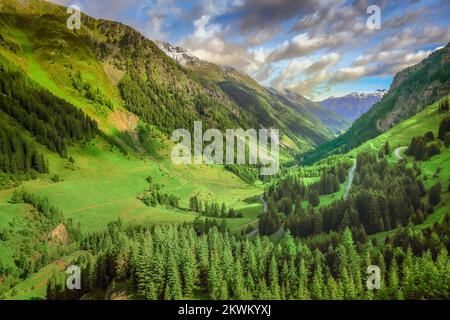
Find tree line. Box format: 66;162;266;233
0;125;48;175
257;163;350;235
189;195;243;218
118;67;246;137
45;223;450;300
0;55;98;157
139;176;180;209
265;152;433;239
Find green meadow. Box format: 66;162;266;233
0;137;262;235
350;96;450;158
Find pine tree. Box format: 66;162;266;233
221;203;226;217
180;244;195;297
150;249;165;299
219;279;229;300
268;255;280;299
166;253;182;300
310;264;324;299
386;258;403;300
309;190;320;207
438;116;450;140
442;131;450;148
256;280;271;300
325;275;340;300
207;256;221;300
297;259;310;300
232;259;246;299
428;183;442;206
384;141;391;155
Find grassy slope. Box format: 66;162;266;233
349;96;450;241
0;1;263;234
2;252;85;300
301;44;450;165
0;135;262;299
0;22;122;133
0;138;261;234
289;96;450;246
349;96;450;158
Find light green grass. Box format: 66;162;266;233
350;96;450;157
299;181;347;209
6;29;82;109
2;252;85;300
227;202;263;232
0;139;261;234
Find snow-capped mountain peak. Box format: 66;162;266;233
320;90;387;122
155;41;205;67
344;90;387;99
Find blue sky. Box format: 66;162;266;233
52;0;450;101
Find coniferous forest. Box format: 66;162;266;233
46;221;450;300
0;0;449;304
0;55;98;157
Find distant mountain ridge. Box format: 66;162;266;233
270;88;350;135
0;0;349;163
156;41;350;145
320;89;387;122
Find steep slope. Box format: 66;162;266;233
155;40;205;67
167;48;343;150
271;89;350;135
301;43;450;165
349;95;450;159
0;0;248;137
320;90;387;122
0;53;98;179
0;0;335;156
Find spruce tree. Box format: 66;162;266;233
166;253;182;300
268;256;280;300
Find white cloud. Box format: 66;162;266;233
266;33;340;63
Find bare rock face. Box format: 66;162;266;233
50;223;69;245
155;41;205;67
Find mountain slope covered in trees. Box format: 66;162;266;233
302;44;450;165
0;0;338;154
177;53;348;148
0;0;449;302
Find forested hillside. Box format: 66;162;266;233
0;55;98;156
302;44;450;165
0;0;338;154
0;52;97;182
45;223;450;300
0;0;449;302
186;58;347;149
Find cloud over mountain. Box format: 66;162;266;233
49;0;450;100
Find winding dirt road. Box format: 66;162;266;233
343;161;357;201
394;147;406;160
